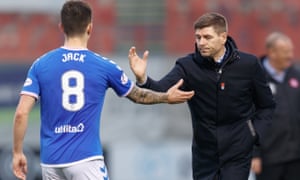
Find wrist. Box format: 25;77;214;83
136;75;147;85
13;149;23;155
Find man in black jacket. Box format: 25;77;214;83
128;12;275;180
251;32;300;180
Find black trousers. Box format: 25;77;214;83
212;156;252;180
193;156;252;180
193;120;254;180
256;159;300;180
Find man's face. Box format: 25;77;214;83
268;39;293;71
195;26;227;60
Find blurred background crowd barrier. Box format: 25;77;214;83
0;0;300;62
1;0;299;179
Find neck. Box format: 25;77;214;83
269;60;285;74
213;47;226;62
63;36;88;49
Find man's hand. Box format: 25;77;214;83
167;79;194;104
13;152;27;180
128;46;148;84
126;79;194;104
251;157;262;175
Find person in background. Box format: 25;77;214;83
251;32;300;180
128;12;275;180
12;1;194;180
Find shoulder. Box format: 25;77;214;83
38;48;60;61
291;64;300;71
89;51;113;64
176;53;195;64
30;48;61;68
90;53;126;75
82;51;122;70
289;64;300;76
236;50;260;67
237;51;258;61
227;51;264;76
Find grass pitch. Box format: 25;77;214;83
0;107;40;125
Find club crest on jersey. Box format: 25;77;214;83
121;73;129;84
24;78;32;87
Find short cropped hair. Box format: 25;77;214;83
265;32;291;49
194;12;228;34
60;0;92;37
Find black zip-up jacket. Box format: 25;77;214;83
253;57;300;165
139;37;275;179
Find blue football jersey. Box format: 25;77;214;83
21;47;133;167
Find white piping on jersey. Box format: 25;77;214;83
20;91;39;100
121;81;134;97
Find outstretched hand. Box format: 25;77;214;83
128;46;148;84
167;79;194;104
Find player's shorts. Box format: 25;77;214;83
41;159;109;180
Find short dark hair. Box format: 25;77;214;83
194;12;228;34
60;0;92;37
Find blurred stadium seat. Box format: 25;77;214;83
1;0;300;62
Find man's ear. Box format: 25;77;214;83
58;22;64;33
58;22;65;34
87;23;93;35
221;32;227;45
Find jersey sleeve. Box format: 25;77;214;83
21;61;40;99
107;61;133;97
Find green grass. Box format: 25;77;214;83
0;107;40;125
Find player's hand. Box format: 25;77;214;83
13;152;27;180
251;157;262;174
128;46;148;84
166;79;194;104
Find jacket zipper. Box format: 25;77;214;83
215;52;238;123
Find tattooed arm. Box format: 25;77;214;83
126;79;194;104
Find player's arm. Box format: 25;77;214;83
12;95;36;180
126;79;194;104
